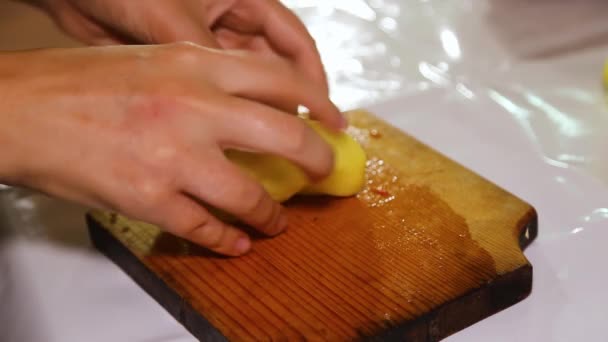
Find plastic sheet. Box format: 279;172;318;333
1;1;608;341
287;0;608;182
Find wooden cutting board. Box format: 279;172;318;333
87;109;537;341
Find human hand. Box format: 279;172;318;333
28;0;330;95
0;43;339;256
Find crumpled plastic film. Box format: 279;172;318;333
286;0;608;185
1;1;608;341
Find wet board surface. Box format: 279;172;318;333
87;109;537;341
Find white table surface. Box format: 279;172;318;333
1;1;608;341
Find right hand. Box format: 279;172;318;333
0;42;341;256
26;0;332;96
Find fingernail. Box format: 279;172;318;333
234;237;251;254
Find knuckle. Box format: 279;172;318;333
131;177;169;206
237;184;268;216
171;40;200;50
191;221;224;248
149;140;182;167
258;202;280;233
165;41;205;64
169;212;211;242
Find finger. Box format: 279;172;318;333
218;0;329;94
262;1;329;92
179;153;287;237
143;14;221;48
212;52;345;130
207;96;334;180
212;29;301;114
213;27;276;57
49;4;132;45
150;193;252;256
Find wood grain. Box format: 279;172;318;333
88;109;537;341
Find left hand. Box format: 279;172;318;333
28;0;329;94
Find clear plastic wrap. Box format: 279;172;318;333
1;1;608;341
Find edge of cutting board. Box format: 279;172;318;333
87;211;536;341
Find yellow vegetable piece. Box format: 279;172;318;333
603;59;608;90
226;119;367;203
224;150;309;203
300;121;367;197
